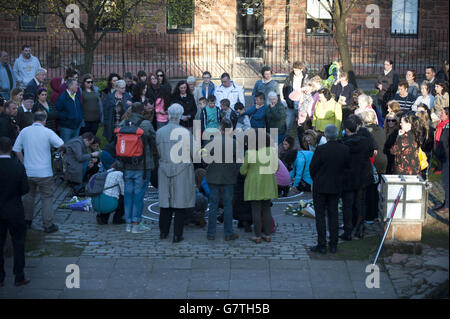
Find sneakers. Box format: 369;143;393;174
131;223;150;234
44;224;58;233
125;224;132;232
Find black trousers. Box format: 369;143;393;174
365;182;379;221
0;218;26;283
98;195;124;224
342;189;363;237
159;207;186;238
313;192;339;248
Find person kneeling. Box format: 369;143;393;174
92;161;125;225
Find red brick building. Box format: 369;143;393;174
0;0;448;78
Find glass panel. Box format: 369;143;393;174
387;184;404;200
406;185;423;201
390;202;403;219
405;203;422;220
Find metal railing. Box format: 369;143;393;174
0;27;447;79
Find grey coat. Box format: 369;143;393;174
63;136;91;184
156;121;195;208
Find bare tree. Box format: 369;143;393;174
0;0;162;74
293;0;359;75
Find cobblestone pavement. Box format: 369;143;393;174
382;245;449;299
4;182;447;299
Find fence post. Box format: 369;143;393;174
231;32;235;78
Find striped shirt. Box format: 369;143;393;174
394;93;415;111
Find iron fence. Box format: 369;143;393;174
0;26;447;80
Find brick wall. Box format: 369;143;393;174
0;0;447;78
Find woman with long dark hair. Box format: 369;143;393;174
390;112;422;175
170;80;197;129
147;72;169;129
32;87;58;132
383;112;401;174
101;73;120;102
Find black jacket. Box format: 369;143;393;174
24;78;39;98
0;157;29;221
366;124;387;174
331;83;355;106
32;101;59;133
0;112;19;143
283;70;307;109
383;129;399;174
170;93;197;128
340;133;374;191
310;140;351;194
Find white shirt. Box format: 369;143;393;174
103;168;125;199
293;74;303;92
214;81;245;110
12;123;64;177
21;104;32;112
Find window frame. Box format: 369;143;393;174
391;0;419;37
305;0;333;36
19;14;46;32
166;0;194;33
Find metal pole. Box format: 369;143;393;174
373;187;404;265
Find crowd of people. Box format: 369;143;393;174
0;43;449;286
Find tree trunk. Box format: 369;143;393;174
334;18;358;88
81;32;95;75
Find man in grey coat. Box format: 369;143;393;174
157;103;195;243
63;132;100;195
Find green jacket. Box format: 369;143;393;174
240;147;279;201
323;61;341;89
265;101;287;135
312;99;342;133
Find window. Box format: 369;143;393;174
306;0;332;35
19;14;46;31
167;0;194;32
391;0;418;35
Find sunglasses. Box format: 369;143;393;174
387;119;397;122
157;74;164;77
85;80;93;83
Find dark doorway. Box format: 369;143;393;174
236;1;264;58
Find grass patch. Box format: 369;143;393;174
96;124;110;149
421;221;449;249
308;236;380;261
24;229;84;258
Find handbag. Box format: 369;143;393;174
418;147;428;170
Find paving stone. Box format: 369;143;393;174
423;256;449;271
426;270;448;286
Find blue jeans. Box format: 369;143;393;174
124;170;150;223
59;125;81;144
207;184;234;237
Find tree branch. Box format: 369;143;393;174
343;0;359;17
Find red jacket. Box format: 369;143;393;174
435;119;449;146
50;77;63;105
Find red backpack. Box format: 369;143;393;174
114;119;145;164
